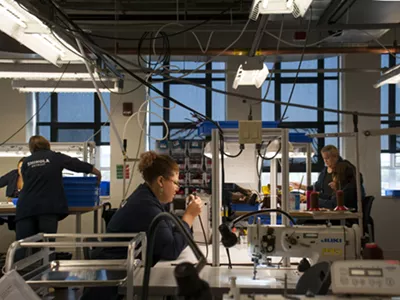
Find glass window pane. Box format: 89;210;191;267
289;128;319;164
149;126;163;150
212;81;226;121
169;85;205;122
382;54;389;68
381;84;389;121
100;93;111;122
212;62;225;78
261;79;275;121
396;134;400;152
99;145;111;168
38;126;50;140
57;129;94;142
324;56;339;77
325;125;339;148
381;123;389;151
101;126;110;143
149;83;164;122
381;153;391;167
281;59;317;77
58;93;94;122
171;61;205;79
37;92;51;122
396;86;400;121
281;84;318;122
324;80;338;122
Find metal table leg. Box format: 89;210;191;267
93;208;99;234
75;213;82;259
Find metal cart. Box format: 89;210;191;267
4;232;146;300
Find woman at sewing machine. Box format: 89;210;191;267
292;145;365;210
0;157;24;201
81;151;203;300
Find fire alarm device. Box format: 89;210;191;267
123;102;133;116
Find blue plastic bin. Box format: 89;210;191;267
385;189;400;197
100;181;110;196
63;177;99;207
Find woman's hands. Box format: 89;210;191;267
182;195;203;227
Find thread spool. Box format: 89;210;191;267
362;243;384;260
306;186;313;210
309;191;320;211
334;190;348;211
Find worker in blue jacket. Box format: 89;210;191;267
16;135;101;250
81;150;202;300
0;157;24;230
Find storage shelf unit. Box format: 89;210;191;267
156;140;211;211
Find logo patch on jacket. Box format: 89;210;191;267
27;159;50;168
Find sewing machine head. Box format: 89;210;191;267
247;224;362;266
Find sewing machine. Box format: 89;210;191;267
247;224;362;273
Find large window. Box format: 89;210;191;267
381;54;400;194
261;57;340;173
36;92;111;180
148;61;226;150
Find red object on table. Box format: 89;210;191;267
334;190;348;211
309;191;320;211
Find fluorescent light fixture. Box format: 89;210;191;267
0;143;94;158
0;0;82;66
249;0;313;21
374;64;400;88
12;79;121;93
233;60;269;89
0;63;103;80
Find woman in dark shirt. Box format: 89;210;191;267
0;157;24;230
0;157;24;200
81;151;203;300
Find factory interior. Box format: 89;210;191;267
0;0;400;299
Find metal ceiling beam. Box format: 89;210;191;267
105;46;400;55
76;22;400;32
318;0;359;25
317;0;344;25
249;15;269;57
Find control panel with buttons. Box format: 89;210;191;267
332;260;400;296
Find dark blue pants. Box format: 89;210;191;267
15;214;59;260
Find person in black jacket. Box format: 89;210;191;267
292;145;365;210
0;157;25;200
0;157;24;230
16;135;101;252
81;151;202;300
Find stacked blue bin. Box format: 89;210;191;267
63;177;99;207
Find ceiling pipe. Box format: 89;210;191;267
104;46;400;55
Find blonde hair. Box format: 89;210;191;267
138;151;179;183
321;145;339;158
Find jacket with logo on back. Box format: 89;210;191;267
16;149;93;221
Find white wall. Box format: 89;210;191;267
341;54;400;259
109;77;147;207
